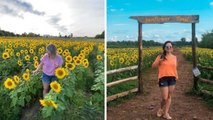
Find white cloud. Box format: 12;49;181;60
0;0;104;37
210;2;213;6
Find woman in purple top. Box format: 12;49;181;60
32;44;63;96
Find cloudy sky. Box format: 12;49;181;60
107;0;213;42
0;0;104;37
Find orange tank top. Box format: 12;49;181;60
152;54;178;80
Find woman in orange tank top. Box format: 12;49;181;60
152;41;178;120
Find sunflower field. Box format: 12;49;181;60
180;47;213;93
0;37;104;120
107;47;161;98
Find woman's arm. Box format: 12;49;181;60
152;55;163;68
32;63;43;75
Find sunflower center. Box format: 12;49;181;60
58;70;63;76
68;64;72;68
53;84;58;89
7;81;12;86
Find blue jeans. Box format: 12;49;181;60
42;72;58;84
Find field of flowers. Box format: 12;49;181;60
180;47;213;93
107;47;161;97
0;37;104;120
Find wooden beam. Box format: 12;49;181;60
107;65;138;76
199;78;213;85
201;90;213;97
107;76;138;87
197;64;213;71
107;88;138;102
130;15;199;24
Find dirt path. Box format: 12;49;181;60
107;49;213;120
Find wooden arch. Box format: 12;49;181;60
130;15;200;93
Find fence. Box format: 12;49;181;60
197;64;213;96
107;65;139;102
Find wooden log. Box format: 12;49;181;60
138;22;143;93
107;88;138;102
201;90;213;97
107;76;138;87
199;78;213;85
192;23;198;90
107;65;138;76
197;64;213;71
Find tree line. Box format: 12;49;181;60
107;30;213;49
0;28;104;39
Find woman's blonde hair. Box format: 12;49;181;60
46;44;57;59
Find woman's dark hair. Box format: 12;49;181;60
161;41;173;60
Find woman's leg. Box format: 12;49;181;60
160;86;169;109
43;83;49;97
165;85;175;115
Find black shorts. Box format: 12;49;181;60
158;76;176;87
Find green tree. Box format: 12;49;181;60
198;30;213;49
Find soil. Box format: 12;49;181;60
107;49;213;120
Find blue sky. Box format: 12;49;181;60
107;0;213;42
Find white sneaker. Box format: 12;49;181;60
157;108;163;117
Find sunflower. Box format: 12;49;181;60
39;99;58;109
2;52;10;60
13;75;20;84
64;49;69;54
119;58;125;64
24;55;30;61
73;56;78;61
33;56;38;61
34;61;39;68
20;50;24;54
5;48;11;53
16;52;20;57
74;59;82;66
24;50;28;54
84;50;89;55
83;59;88;63
96;55;102;60
57;48;63;54
22;72;30;81
110;60;115;66
55;67;66;79
83;62;89;68
29;49;34;54
65;63;75;71
62;51;67;57
78;53;85;59
65;55;72;63
17;60;22;66
50;81;61;93
4;78;16;89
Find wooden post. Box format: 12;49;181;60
192;23;198;90
138;22;143;93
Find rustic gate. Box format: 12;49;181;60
107;15;200;102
